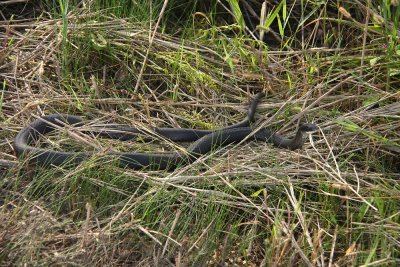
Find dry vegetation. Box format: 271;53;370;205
0;0;399;266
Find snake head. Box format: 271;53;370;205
286;123;317;150
255;92;266;99
299;124;318;132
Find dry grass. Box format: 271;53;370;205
1;1;400;266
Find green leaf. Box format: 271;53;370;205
337;119;360;132
90;33;108;50
389;68;400;76
396;45;400;56
362;96;380;107
282;0;287;20
369;57;380;66
264;0;284;29
251;188;265;197
309;66;315;74
277;15;283;37
337;119;397;145
222;41;234;71
227;0;245;31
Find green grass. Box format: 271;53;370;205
0;0;399;266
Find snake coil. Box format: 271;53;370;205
14;93;316;170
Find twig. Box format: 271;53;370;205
328;226;338;267
133;0;169;93
161;209;181;257
0;0;29;5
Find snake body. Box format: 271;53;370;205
14;93;316;170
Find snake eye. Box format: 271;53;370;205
299;124;318;132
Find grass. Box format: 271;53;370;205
0;0;399;266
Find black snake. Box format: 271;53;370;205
14;93;316;170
